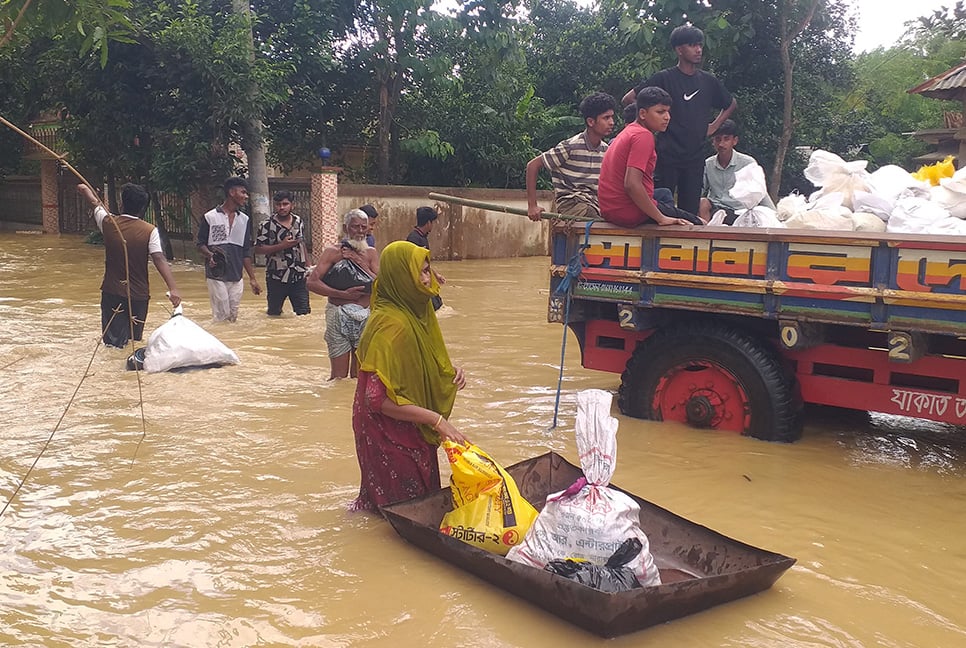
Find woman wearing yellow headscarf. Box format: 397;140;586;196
350;241;469;511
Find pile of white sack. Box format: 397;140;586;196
716;149;966;235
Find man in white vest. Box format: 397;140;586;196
196;177;262;322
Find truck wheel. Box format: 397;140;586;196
618;321;802;442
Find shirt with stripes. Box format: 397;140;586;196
541;130;608;210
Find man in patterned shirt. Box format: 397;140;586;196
526;92;616;221
253;190;310;316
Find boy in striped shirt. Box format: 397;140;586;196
526;93;616;221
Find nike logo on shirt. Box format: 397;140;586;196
683;90;700;101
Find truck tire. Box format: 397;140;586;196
618;321;802;442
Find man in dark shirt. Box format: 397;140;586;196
622;24;736;215
359;203;379;247
406;206;445;309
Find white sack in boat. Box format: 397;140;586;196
506;389;661;587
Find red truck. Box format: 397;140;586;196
550;223;966;441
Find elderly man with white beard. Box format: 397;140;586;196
307;209;380;379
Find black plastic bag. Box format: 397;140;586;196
544;537;644;593
322;258;372;292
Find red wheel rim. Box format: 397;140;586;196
651;360;752;433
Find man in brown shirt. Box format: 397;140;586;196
78;183;181;348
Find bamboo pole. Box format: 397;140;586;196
427;192;600;222
0;113;100;202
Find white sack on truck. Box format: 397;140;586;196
866;164;930;211
804;149;871;210
729;163;770;210
887;194;952;235
931;166;966;220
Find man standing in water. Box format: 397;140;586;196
197;177;262;322
306;209;380;379
406;206;446;310
526;92;616;221
621;25;736;215
77;183;182;347
253;190;310;316
359;204;379;247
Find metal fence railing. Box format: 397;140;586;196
0;176;43;226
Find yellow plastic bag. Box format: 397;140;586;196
439;441;537;555
912;156;955;186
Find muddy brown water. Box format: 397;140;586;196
1;232;965;647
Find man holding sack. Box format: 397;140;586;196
306;209;379;379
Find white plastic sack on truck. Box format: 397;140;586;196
731;206;785;228
143;305;240;373
887;194;951;235
804;149;870;210
850;191;893;221
866;164;929;205
931;166;966;219
783;208;854;231
849;211;887;233
505;389;661;587
776;193;808;222
729;163;769;210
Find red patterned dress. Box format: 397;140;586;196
349;370;441;512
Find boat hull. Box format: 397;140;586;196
381;451;795;637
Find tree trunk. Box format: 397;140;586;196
231;0;271;237
769;0;823;200
150;190;174;260
378;74;391;183
770;39;795;200
106;175;118;213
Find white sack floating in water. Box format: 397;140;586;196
142;305;240;373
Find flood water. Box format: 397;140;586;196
1;231;965;647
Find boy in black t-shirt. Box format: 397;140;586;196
621;25;736;215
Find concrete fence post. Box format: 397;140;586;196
310;168;342;262
41;160;59;234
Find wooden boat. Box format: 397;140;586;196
381;451;795;637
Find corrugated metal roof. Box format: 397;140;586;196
908;60;966;100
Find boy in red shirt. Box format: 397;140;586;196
598;87;701;227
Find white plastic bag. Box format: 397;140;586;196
783;209;854;231
867;165;929;205
731;206;785;228
804;150;870;210
776;193;808;222
505;390;661;587
729;163;769;210
707;209;728;226
850;211;887;232
143;306;240;373
931;168;966;219
887;195;951;234
851;190;893;221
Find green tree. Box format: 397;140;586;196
1;0;133;65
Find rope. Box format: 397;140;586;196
548;221;593;430
0;114;152;518
0;308;122;518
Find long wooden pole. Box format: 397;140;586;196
427;192;599;222
0;113;100;201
